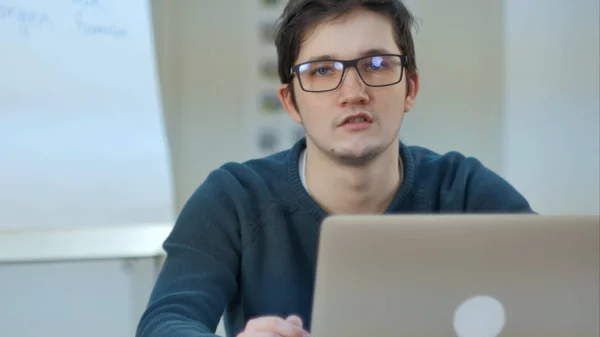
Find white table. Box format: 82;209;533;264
0;223;172;266
0;223;173;336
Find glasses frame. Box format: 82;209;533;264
289;54;408;93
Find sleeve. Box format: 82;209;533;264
136;168;242;337
464;158;536;213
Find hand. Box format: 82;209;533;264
237;315;310;337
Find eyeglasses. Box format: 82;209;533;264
290;54;408;93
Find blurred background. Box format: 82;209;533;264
0;0;598;336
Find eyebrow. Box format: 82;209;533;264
304;48;396;62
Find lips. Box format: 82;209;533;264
339;112;373;126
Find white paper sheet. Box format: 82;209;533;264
0;0;174;229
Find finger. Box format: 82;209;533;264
286;316;311;337
245;316;280;332
285;315;303;328
237;332;282;337
245;316;306;337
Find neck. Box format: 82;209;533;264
304;139;402;214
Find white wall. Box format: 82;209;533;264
153;1;254;210
402;0;505;173
504;0;600;214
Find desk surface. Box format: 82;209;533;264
0;223;173;263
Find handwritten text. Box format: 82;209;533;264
1;2;127;39
0;5;53;36
73;0;128;38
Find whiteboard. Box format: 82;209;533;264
0;0;175;229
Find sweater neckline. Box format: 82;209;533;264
287;138;416;223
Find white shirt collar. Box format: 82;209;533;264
299;148;307;189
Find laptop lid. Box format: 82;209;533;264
310;214;599;337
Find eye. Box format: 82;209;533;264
313;67;331;76
298;61;343;77
310;63;341;76
367;56;386;70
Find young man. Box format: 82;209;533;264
136;1;533;336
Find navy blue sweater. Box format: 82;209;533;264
136;139;533;337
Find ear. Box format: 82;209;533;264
279;83;302;124
404;72;419;113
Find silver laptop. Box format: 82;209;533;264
310;214;600;337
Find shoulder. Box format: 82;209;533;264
220;148;292;188
404;144;534;213
216;147;293;202
166;148;295;246
406;145;486;182
183;147;294;219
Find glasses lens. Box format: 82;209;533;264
297;61;344;92
357;55;403;86
295;55;404;92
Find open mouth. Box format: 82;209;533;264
340;113;373;126
346;116;369;123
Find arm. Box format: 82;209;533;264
136;169;242;337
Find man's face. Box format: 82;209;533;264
279;8;418;166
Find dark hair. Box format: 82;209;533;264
274;0;418;87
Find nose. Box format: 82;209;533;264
337;67;369;106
